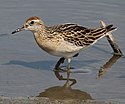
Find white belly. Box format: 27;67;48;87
46;42;83;58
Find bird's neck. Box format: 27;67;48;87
33;29;47;49
33;25;48;39
32;25;50;49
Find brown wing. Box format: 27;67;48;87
61;24;107;46
47;23;115;47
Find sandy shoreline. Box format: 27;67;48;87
0;97;124;104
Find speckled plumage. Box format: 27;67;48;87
12;16;116;83
46;23;114;47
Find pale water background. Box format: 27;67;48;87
0;0;125;100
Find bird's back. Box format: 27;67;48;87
46;23;116;47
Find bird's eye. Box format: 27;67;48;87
29;21;35;25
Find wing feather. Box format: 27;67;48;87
47;23;115;47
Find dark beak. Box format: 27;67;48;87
11;26;24;34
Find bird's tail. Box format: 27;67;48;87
105;24;117;33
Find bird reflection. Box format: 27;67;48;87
37;57;93;101
54;54;122;84
37;82;92;101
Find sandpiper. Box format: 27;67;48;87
12;16;116;83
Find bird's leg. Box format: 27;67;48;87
67;63;70;81
66;58;71;84
54;57;65;71
54;53;79;72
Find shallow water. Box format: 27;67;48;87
0;0;125;100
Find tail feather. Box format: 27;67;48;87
106;24;117;32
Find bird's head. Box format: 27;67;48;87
12;16;45;34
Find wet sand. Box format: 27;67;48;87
0;96;124;104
